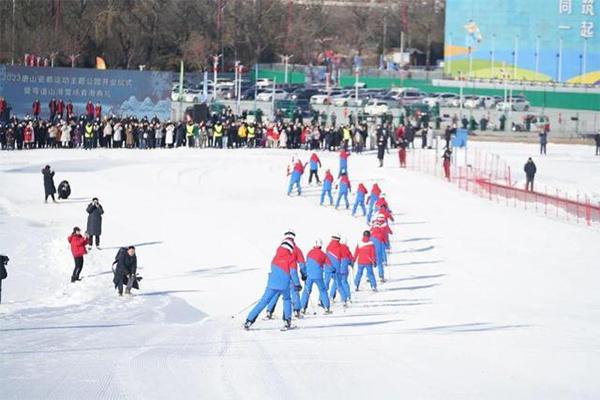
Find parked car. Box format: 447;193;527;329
437;93;460;107
496;98;531;112
481;96;502;109
463;96;484;109
255;78;273;88
290;88;320;101
396;90;424;105
422;93;442;107
256;88;289;102
310;89;344;105
183;88;204;103
364;99;398;116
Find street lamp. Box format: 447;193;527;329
280;54;294;85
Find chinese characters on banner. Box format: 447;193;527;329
559;0;596;39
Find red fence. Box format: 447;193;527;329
407;148;600;227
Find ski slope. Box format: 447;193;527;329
0;145;599;399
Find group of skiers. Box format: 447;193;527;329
246;178;394;330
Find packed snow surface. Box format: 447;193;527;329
0;142;598;399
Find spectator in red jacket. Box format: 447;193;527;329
94;103;102;120
32;99;41;119
67;227;88;283
86;100;94;120
66;100;74;118
57;99;65;120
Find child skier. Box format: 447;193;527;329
320;169;334;206
308;152;322;184
353;231;377;291
338;149;350;177
325;234;343;291
245;239;301;330
370;214;392;282
335;172;351;209
366;183;382;223
352;183;368;216
329;237;353;305
287;158;306;196
300;239;332;314
266;230;306;319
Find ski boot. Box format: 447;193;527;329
343;301;349;308
324;308;333;315
244;320;253;330
265;311;274;320
294;310;303;319
281;319;295;331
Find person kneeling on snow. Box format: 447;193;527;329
113;246;138;296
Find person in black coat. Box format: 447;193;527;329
113;246;137;296
524;157;537;192
376;126;388;168
86;198;104;248
0;254;9;304
42;165;56;203
595;132;600;156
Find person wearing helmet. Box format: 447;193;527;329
370;216;388;282
300;239;332;314
352;183;368;217
245;239;301;330
325;234;343;291
353;231;377;291
366;183;382;223
287;158;306;196
320;169;334;206
338;148;350;177
329;237;353;305
335;172;351;210
266;230;306;319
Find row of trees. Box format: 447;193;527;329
0;0;445;71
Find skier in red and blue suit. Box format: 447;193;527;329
338;149;350;177
335;172;351;209
370;214;392;282
352;183;368;216
329;237;353;304
353;231;377;291
266;230;306;319
366;183;382;223
325;234;343;291
320;169;334;206
245;239;301;330
308;152;322;184
287;159;305;196
300;239;332;314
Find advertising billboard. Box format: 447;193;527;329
445;0;600;84
0;65;172;119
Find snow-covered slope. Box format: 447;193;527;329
0;146;598;399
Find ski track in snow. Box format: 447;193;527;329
0;145;599;399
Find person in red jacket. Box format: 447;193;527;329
66;100;74;119
94;103;102;120
57;99;65;120
67;227;88;283
85;100;94;120
32;99;41;119
398;138;407;168
353;231;377;291
308;152;321;184
287;158;306;196
339;149;350;177
352;183;368;216
320;169;334;205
